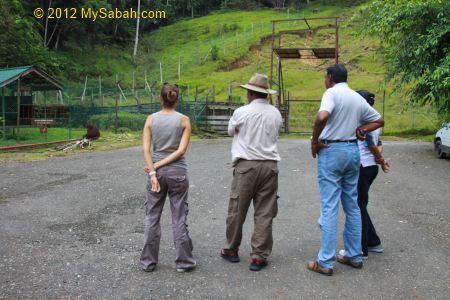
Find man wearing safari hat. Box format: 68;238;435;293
220;73;282;271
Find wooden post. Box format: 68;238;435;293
382;89;386;133
68;89;72;139
228;81;232;104
2;87;5;140
286;91;290;133
269;21;275;87
98;75;102;104
287;8;290;26
195;86;198;103
178;56;181;81
132;71;135;93
81;75;88;102
44;91;48;141
115;84;119;134
16;77;21;143
335;17;339;64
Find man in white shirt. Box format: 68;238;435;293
307;64;384;276
221;73;282;272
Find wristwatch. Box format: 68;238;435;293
148;171;156;177
310;136;319;144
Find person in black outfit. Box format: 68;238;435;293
355;90;389;258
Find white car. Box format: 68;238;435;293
434;122;450;158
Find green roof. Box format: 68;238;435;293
0;66;63;91
0;66;32;87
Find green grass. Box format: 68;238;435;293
0;128;85;147
133;4;439;135
41;3;440;138
0;130;142;161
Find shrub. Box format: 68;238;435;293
211;45;219;61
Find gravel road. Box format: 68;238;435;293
0;139;449;299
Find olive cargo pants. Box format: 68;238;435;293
225;160;279;260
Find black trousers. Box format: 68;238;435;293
358;165;381;255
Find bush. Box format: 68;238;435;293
211;45;219;61
88;112;147;131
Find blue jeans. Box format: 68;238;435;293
317;142;362;268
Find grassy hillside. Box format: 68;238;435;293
57;2;438;136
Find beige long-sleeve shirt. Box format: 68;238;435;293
228;98;282;163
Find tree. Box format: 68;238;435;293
133;0;141;62
357;0;450;116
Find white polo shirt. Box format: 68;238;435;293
359;128;381;167
228;98;282;163
319;83;381;140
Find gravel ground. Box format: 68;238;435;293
0;139;449;300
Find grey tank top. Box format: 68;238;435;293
151;111;187;169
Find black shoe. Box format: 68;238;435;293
176;263;196;273
221;249;240;263
141;266;156;272
249;258;268;271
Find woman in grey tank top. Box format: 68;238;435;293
139;83;196;273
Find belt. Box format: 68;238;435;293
322;139;357;144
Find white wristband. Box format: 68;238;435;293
148;171;156;177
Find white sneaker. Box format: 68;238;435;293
338;249;368;260
368;244;384;253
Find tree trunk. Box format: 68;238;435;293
44;0;53;47
132;0;141;62
45;18;59;48
54;29;61;50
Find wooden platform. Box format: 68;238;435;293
274;48;337;59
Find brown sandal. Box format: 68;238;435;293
307;261;333;276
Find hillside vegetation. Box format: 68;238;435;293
130;4;437;134
3;1;440;136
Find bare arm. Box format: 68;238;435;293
368;144;390;173
154;116;191;169
142;116;160;192
356;118;385;139
142;116;156;172
311;111;330;158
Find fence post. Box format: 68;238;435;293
132;71;135;93
195;86;198;103
115;83;119;134
99;76;102;105
228;81;232;104
2;87;5;140
81;76;88;102
68;92;72;140
286;92;290;133
178;56;181;81
16;77;21;143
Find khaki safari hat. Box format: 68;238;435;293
240;73;277;95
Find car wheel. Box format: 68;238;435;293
434;139;446;159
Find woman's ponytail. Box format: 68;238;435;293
160;83;179;108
